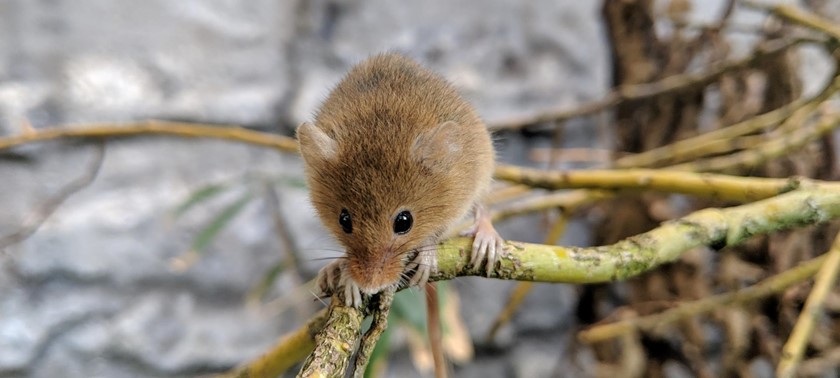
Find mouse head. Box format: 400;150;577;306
297;121;465;294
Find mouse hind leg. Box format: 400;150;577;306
461;203;506;275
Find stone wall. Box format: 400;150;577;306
0;1;609;376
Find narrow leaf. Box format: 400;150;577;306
247;260;288;303
189;193;252;255
172;183;229;218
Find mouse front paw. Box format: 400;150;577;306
316;259;363;308
405;248;438;288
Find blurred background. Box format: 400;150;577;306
1;0;839;377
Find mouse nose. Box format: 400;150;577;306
348;255;401;294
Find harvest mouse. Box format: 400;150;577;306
297;53;505;307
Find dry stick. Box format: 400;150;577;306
425;283;448;378
776;233;840;377
614;72;840;168
799;347;840;376
489;190;611;224
487;37;809;131
0;120;299;153
742;1;840;41
493;166;840;202
577;253;828;343
0;142;106;250
671;111;840;173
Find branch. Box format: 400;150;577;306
221;186;840;377
493;165;838;202
486;37;810;130
352;288;395;377
0;120;299;153
742;1;840;41
577;251;827;343
614;72;840;168
777;232;840;377
296;300;365;377
0;142;106;250
432;188;840;284
670;111;840;173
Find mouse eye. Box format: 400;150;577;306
393;210;413;235
339;208;352;234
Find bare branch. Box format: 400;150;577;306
487;37;812;131
0;142;106;250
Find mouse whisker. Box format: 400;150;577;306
306;256;348;262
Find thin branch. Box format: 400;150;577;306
297;300;366;377
487;37;810;131
577;252;827;343
493;166;836;202
799;347;840;376
742;1;840;40
0;142;106;250
0;120;299;153
434;188;840;285
670;111;840;173
352;288;395;377
614;72;840;168
777;232;840;377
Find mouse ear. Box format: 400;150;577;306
411;121;460;168
297;122;337;163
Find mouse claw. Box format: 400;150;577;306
316;259;343;296
407;248;437;288
316;259;364;308
339;270;363;308
465;205;507;276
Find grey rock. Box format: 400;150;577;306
286;0;609;127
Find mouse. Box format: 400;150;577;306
297;53;505;307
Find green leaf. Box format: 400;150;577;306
247;259;287;303
274;176;308;189
172;183;230;218
189;192;252;255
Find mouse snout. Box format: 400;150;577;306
347;253;403;294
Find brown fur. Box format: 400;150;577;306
297;53;495;292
